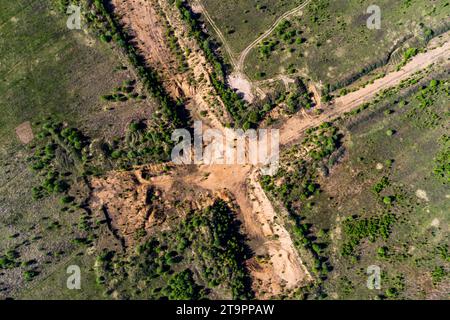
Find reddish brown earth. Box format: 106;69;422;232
95;2;450;298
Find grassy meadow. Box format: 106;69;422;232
241;0;450;87
0;0;154;298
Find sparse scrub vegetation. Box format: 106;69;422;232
94;200;253;300
245;0;450;87
261;123;342;282
341;213;396;257
174;0;252;127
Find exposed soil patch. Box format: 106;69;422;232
280;39;450;145
90;165;171;248
100;3;450;299
111;0;230;128
90;164;229;248
15;121;34;144
228;72;255;102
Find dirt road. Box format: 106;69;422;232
237;0;312;73
195;0;311;100
280;39;450;145
192;0;238;69
107;1;449;298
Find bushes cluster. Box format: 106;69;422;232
258;20;306;61
372;176;390;195
87;0;186;162
431;266;447;284
101;200;253;299
174;0;251;127
28;121;89;200
308;0;331;26
60;127;87;151
396;47;418;70
260;124;342;278
103;119;176;168
284;78;314;114
404;79;447;130
200;200;253;299
341;213;396;257
164;269;202;300
165;25;189;73
259;39;278;59
304;122;341;161
0;250;20;269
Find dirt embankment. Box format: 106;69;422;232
110;0;230;129
245;169;312;298
237;0;312;73
89;160;312;297
90;164;229;249
280;37;450;145
103;2;450;300
90;164;172;248
170;164;311;298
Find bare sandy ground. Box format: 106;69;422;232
191;0;238;68
181;36;450;296
147;163;312;298
15;121;33;144
228;72;255;102
110;0;180;95
246;169;312;297
106;2;449;298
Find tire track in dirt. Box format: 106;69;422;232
105;3;449;298
237;0;312;73
280;38;450;145
194;0;311;100
192;0;238;69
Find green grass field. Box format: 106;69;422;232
302;75;449;299
260;68;449;299
0;0;155;298
201;0;306;54
242;0;449;87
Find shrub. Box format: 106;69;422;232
431;266;446;284
386;129;395;136
385;287;398;298
23;270;39;281
165;269;200;300
383;196;393;205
